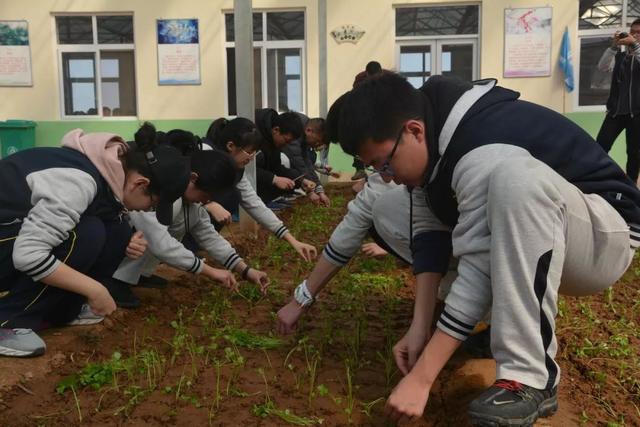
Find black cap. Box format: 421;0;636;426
144;144;191;225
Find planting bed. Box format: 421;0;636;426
0;185;638;426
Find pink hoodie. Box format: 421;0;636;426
61;129;129;202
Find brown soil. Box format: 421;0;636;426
0;184;637;426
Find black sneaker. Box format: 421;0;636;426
103;278;140;309
138;274;168;289
468;379;557;427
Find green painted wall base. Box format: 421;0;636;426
29;112;626;173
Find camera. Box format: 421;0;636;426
618;32;629;39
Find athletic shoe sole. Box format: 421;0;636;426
469;395;558;427
0;344;45;358
67;317;104;326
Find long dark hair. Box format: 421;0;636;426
206;117;263;152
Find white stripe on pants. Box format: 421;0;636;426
487;157;633;390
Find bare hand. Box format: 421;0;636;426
318;193;330;207
273;176;295;190
125;231;147;259
393;325;432;375
308;192;321;205
292;240;317;262
361;242;388;258
384;372;431;423
302;178;316;192
205;202;232;225
618;34;637;46
276;299;306;334
208;268;239;292
87;284;117;316
246;268;270;294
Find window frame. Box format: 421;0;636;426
223;9;307;116
54;13;138;120
575;0;638;111
393;3;481;85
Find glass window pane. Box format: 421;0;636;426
62;52;97;115
100;51;137;116
225;13;263;42
97;16;134;44
396;6;479;36
441;44;474;81
579;0;623;30
267;48;302;112
627;0;640;25
579;36;613;106
407;77;425;88
101;59;119;78
267;12;304;40
399;45;432;82
69;59;95;78
56;16;93;44
226;47;262;115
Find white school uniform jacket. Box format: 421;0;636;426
127;199;243;273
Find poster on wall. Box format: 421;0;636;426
0;20;33;86
157;19;201;85
504;7;552;78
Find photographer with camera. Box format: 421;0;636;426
596;19;640;184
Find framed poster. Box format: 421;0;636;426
0;20;33;86
504;7;552;78
157;19;201;85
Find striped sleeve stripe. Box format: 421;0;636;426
25;255;57;277
629;223;640;248
437;317;472;341
275;225;289;239
324;243;351;265
224;253;241;270
188;257;201;273
441;309;475;332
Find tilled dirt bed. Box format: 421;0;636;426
1;185;638;426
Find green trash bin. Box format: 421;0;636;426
0;120;37;159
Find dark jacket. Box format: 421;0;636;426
420;75;640;228
605;48;640;116
254;108;299;190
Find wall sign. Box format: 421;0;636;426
157;19;201;85
504;7;552;78
0;20;32;86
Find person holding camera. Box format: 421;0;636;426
596;19;640;184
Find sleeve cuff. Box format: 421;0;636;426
222;253;243;271
436;305;477;341
322;242;352;266
29;256;61;282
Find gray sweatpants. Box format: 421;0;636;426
487;157;634;390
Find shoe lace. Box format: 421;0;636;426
494;379;524;393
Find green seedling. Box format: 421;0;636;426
223;326;282;350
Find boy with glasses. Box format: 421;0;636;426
332;72;640;426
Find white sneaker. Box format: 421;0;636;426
0;328;46;357
67;304;104;326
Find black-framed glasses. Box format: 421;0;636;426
359;127;404;176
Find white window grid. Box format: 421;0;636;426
393;3;481;82
223;9;307;115
576;0;638;111
55;13;138;120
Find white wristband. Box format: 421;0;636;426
294;280;315;307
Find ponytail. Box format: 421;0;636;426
207;117;262;152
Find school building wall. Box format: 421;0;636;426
0;0;627;170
